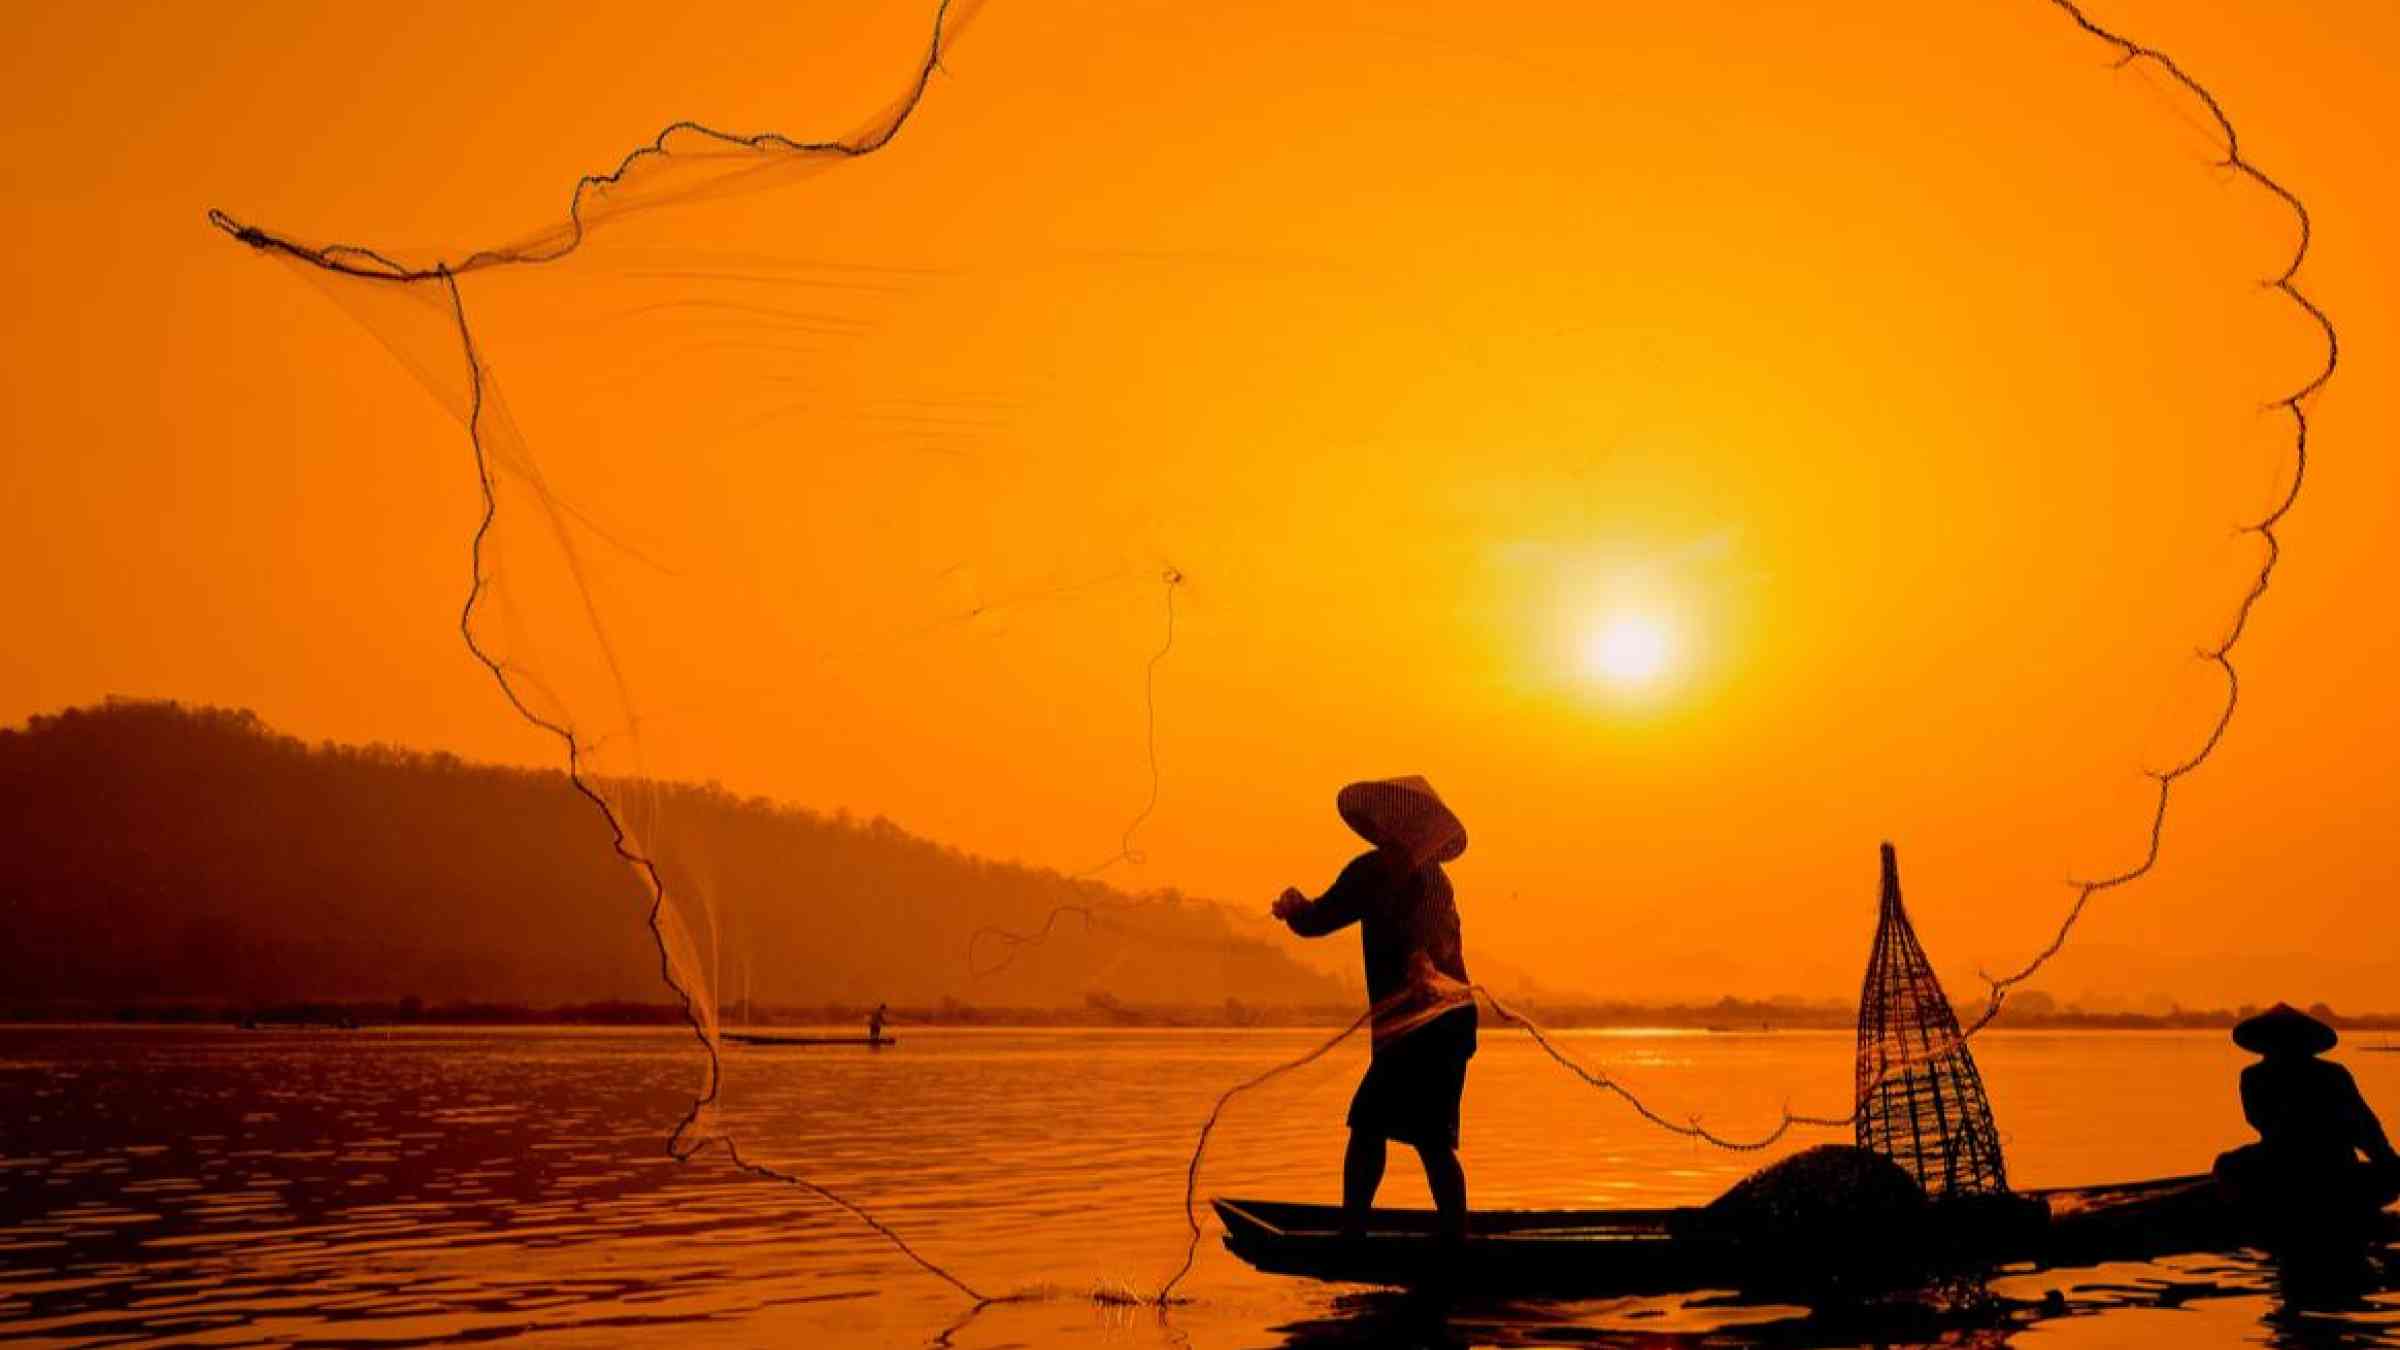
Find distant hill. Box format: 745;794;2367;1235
0;700;1350;1012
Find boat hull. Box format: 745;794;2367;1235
1216;1198;1729;1295
1214;1176;2397;1295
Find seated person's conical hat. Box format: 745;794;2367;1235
1337;776;1467;865
2232;1002;2338;1057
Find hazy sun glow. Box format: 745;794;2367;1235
1584;613;1675;688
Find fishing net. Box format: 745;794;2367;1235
210;0;2329;1308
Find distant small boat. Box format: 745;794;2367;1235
723;1032;896;1048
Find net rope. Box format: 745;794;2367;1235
965;568;1182;980
1962;0;2335;1034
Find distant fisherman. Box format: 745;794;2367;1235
1273;776;1476;1240
868;1002;889;1043
2213;1003;2400;1228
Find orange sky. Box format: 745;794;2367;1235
6;0;2397;1010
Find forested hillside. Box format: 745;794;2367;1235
0;701;1346;1012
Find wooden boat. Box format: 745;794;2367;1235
723;1032;896;1047
1215;1175;2398;1295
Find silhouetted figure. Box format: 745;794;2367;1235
868;1002;889;1043
2214;1003;2400;1236
1273;776;1476;1239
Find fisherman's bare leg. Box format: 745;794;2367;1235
1416;1143;1467;1239
1342;1129;1387;1235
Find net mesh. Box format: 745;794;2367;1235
1855;843;2009;1196
199;0;2334;1308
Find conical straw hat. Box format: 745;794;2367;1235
2232;1002;2337;1057
1336;775;1467;865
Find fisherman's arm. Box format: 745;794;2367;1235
2362;1114;2399;1167
1272;854;1377;937
2339;1066;2399;1164
2239;1065;2272;1136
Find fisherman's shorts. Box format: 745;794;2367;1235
1347;1007;1476;1150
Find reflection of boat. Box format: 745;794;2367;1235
1214;1174;2398;1295
723;1032;895;1048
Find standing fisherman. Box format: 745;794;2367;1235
1273;776;1477;1239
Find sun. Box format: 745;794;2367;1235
1583;613;1676;688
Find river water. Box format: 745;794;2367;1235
5;1025;2397;1347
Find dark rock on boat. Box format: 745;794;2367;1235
1670;1145;2042;1296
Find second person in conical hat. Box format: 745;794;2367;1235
1272;775;1477;1239
2212;1002;2400;1227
